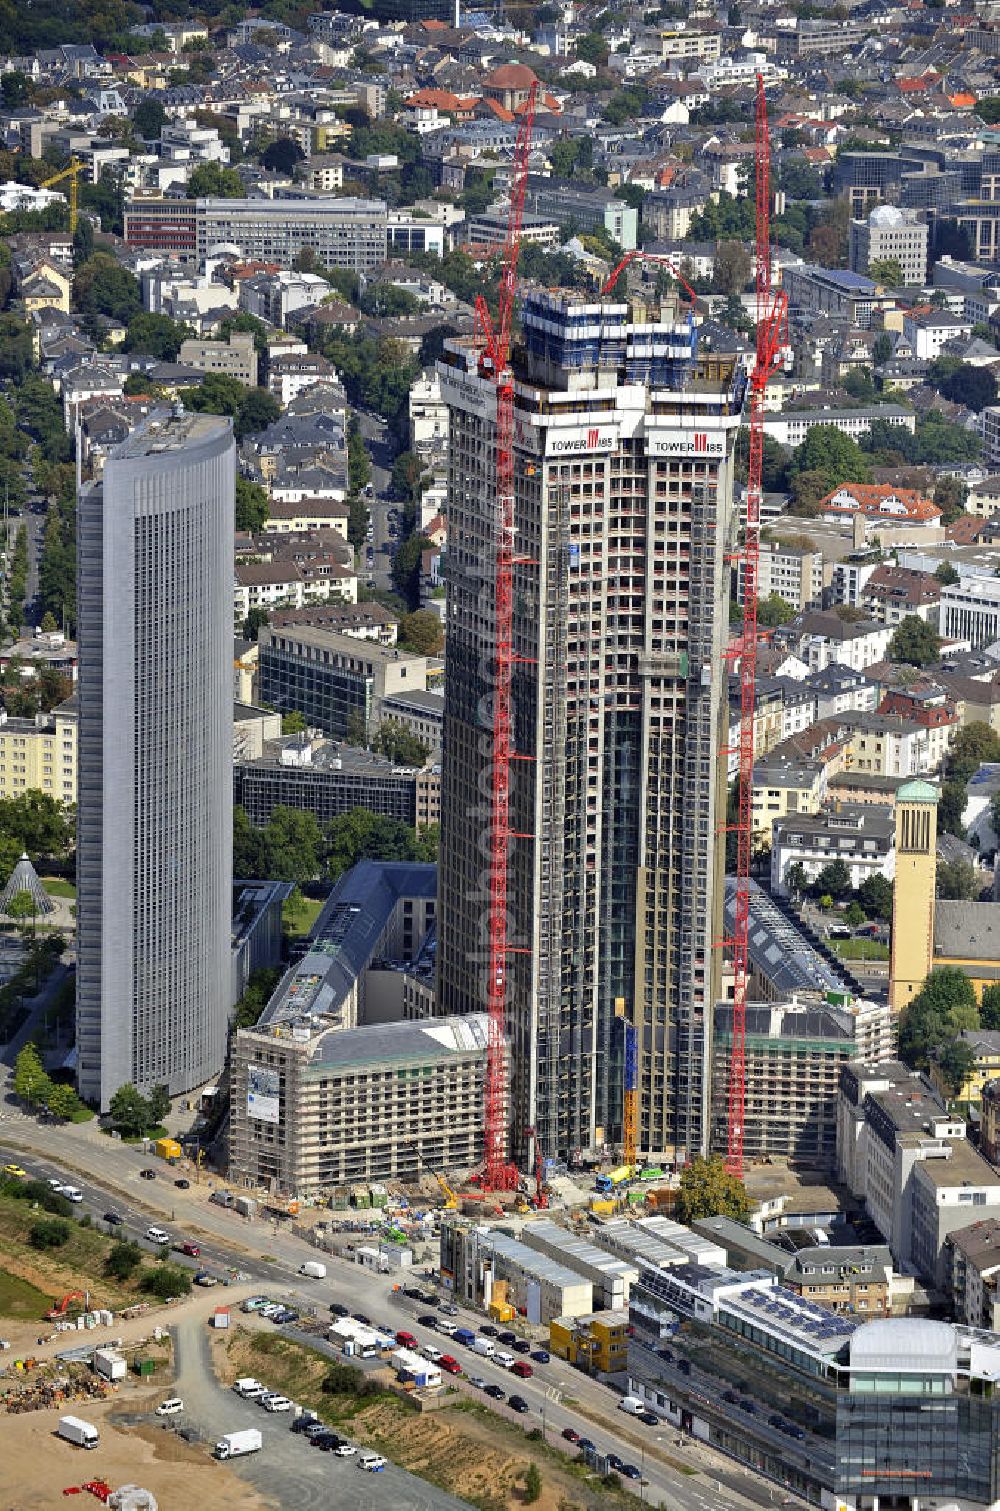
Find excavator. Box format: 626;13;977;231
407;1145;458;1210
46;1290;89;1321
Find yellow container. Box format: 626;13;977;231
155;1137;182;1162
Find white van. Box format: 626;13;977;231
233;1377;263;1397
495;1351;515;1369
155;1399;184;1416
618;1396;644;1416
299;1260;327;1279
359;1453;387;1472
60;1186;83;1203
437;1320;457;1337
145;1226;170;1244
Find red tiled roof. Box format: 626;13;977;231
819;482;941;522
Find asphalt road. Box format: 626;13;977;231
0;1099;779;1511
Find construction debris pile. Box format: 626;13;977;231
3;1372;111;1414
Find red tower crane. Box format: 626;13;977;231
473;81;538;1192
726;75;788;1178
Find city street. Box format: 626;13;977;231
0;1096;779;1511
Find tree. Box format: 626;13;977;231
187;162;243;198
347;421;371;495
868;257;903;286
348;494;368;553
147;1084;171;1125
713;239;752;296
935;1038;977;1100
391;450;429;504
858;873;893;921
899;967;979;1069
398;610;443;656
872;332;893;366
133;97;166;140
45;1081;81;1120
105;1239;142;1279
13;1042;50;1109
575;30;608;64
108;1083;151;1138
235;389;281;442
788;425;871;494
934;560;959;586
282;709;307;735
235;476;269;533
676;1154;752;1224
938;363;998;414
124;312;191;360
938;780;967;839
242;607;269;641
71;217;94;268
260;136;304;174
72;253;141;324
326;807;428;881
29;1217;71;1249
392;533;432;610
186;373;246;418
936;859;982;901
981;983;1000;1031
815;858;852;899
844;900;867;928
785;861;808;899
756;592;795;629
523;1463;542;1504
889;615;941;667
1;70;32;108
370;720;429;766
141;1265;192;1299
951;722;1000;782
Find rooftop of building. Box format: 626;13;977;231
773;803;894;842
934;900;1000;963
945;1216;1000;1267
260;623;424;667
911;1137;1000;1191
112;408;230;459
725;1281;860;1357
238;736;428;776
714;997;878;1047
308;1013;488;1071
849;1317;956;1373
480;1227;594;1292
723;878;854;998
785;1244;893;1280
256;859;437;1030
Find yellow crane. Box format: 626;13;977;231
40;157;82;234
408;1145;458;1210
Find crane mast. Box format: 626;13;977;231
473;82;538;1192
726;75;788;1177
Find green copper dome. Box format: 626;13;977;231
894;779;939;803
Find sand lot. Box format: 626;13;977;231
2;1392;271;1511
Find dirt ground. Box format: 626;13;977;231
220;1328;624;1511
0;1388;271;1511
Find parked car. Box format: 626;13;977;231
155;1399;184;1416
508;1395;529;1414
291;1414;321;1435
139;1169;156;1180
622;1464;642;1481
637;1410;659;1426
330;1303;349;1317
497;1331;517;1346
2;1164;26;1177
512;1339;532;1354
417;1314;438;1328
531;1350;550;1364
145;1226;170;1244
334;1444;357;1457
561;1427;579;1444
480;1324;498;1338
180;1242;200;1257
484;1384;506;1401
468;1376;488;1390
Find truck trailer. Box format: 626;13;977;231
215;1428;263;1460
57;1416;100;1449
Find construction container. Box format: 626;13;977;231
234;1196;256;1219
211;1309;230;1330
93;1349;126;1382
369;1183;388;1208
590;1199;615;1216
132;1357;156;1378
154;1137;182;1162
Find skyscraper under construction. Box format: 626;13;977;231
437;289;746;1166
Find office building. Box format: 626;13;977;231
710;994;894;1167
780;265;880;328
941;572;1000;646
124;195;388;272
549;1310;629;1372
520;176;638;251
234;738;440;830
257;624;428;741
441;1222;595;1323
849;206;929;285
437;292;746;1164
76;412;234;1109
177;330;258;387
626;1258;1000;1511
0;698;77;804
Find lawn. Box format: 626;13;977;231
41;878;76;899
831;937;890;961
282;893;324;940
0;1268;55;1318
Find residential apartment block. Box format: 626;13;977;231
0;699;76;804
124;195;388;271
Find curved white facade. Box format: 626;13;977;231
77;412;234;1110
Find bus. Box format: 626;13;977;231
595;1166;633;1194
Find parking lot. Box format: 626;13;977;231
168;1318;472;1511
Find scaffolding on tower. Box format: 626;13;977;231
726;75;788;1178
473;81;538;1192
